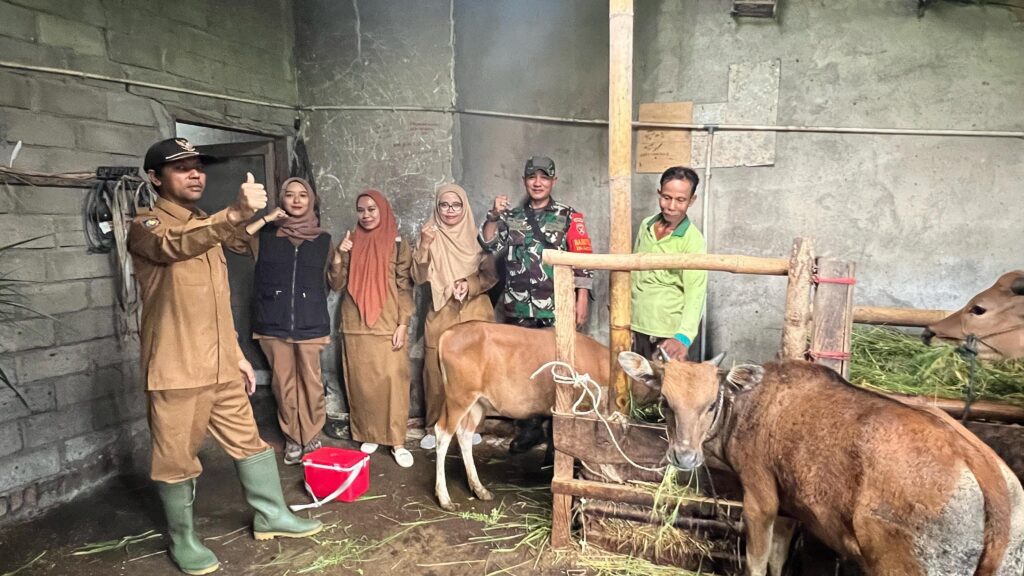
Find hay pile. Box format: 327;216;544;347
850;326;1024;407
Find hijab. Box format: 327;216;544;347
424;184;483;312
273;177;323;241
347;189;398;327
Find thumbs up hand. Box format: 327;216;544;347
236;172;267;217
337;230;353;253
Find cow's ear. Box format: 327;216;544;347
1012;277;1024;295
618;351;660;391
725;364;764;394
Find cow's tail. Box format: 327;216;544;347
920;408;1013;576
966;433;1013;575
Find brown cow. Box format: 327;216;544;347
619;353;1024;576
923;270;1024;360
433;321;611;511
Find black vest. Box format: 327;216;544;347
252;228;332;340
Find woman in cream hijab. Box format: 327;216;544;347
412;184;497;449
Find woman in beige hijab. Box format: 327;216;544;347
412;184;497;449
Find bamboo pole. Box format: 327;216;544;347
852;306;951;327
885;394;1024;424
583;500;743;534
608;0;635;414
552;478;744;514
781;238;814;360
550;264;578;549
543;250;790;275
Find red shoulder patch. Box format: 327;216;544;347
566;212;592;253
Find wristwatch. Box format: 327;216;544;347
486;209;501;222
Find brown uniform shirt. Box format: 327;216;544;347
328;238;414;335
410;249;498;348
129;197;247;391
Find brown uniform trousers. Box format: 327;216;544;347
328;239;414;446
410;251;498;428
129;198;267;483
258;338;328;446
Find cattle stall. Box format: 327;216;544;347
540;241;1023;574
543;240;811;573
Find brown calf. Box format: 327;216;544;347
619;354;1024;576
433;321;610;511
924;270;1024;360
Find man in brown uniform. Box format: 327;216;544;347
130;138;321;575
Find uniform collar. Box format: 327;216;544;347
155;196;207;223
648;214;690;238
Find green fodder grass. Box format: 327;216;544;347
850;326;1024;406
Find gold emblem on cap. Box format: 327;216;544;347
174;139;196;152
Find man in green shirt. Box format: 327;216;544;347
631;166;708;361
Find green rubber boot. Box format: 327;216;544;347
155;480;220;575
235;449;323;540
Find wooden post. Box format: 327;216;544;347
550;264;577;549
608;0;634;413
780;237;814;360
810;259;856;377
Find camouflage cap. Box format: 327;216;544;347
524;156;555;178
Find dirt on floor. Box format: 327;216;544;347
0;403;635;576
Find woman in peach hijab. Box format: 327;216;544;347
328;189;415;467
411;183;497;450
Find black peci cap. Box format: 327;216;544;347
143;138;217;172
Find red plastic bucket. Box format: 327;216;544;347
289;447;370;511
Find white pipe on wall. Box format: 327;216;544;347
5;59;1021;140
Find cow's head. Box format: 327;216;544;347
923;271;1024;360
618;351;726;471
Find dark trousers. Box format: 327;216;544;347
503;316;551;450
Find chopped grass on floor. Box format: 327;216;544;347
1;551;46;576
70;530;162;556
570;546;715;576
850;326;1024;406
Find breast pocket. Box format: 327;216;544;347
174;256;210;286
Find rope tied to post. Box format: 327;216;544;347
531;361;666;473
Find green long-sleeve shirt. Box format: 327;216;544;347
630;215;707;345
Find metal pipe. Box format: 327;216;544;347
699;128;715;361
0;61;296;110
2;60;1022;139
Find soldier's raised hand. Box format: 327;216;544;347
492;194;510;213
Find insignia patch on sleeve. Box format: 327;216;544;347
566;212;592;253
142;217;160;229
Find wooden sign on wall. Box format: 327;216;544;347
636;101;693;173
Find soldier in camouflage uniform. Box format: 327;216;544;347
480;155;593;452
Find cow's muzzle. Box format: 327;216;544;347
921;328;935;345
669;449;704;471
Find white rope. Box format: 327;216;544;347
530;361;666;473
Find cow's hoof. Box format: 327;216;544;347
474;488;494;502
439;500;458;512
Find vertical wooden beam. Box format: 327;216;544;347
810;259;856;377
608;0;635;412
780;237;814;360
551;264;577;549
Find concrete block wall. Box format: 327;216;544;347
294;0;457;416
0;0;298;525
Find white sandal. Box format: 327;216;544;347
419;434;436;450
392;447;414;468
360;442;379;454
